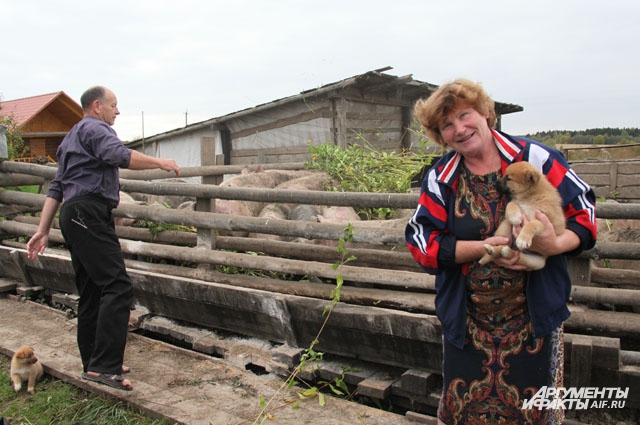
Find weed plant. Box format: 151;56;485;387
305;139;434;218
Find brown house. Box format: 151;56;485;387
0;92;82;162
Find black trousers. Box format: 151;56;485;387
59;196;132;375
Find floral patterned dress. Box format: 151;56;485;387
438;164;564;425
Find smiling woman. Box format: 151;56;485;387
406;79;597;425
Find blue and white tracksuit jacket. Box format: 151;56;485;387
405;129;597;349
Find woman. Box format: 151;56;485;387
405;79;597;424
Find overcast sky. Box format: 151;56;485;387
2;0;639;142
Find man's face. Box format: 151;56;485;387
97;90;120;126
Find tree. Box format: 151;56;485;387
0;113;27;159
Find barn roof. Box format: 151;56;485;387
215;66;523;122
129;67;524;145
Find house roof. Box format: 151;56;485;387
0;91;83;131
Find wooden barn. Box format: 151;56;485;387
0;91;83;162
127;67;524;181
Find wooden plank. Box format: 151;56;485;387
313;359;377;386
285;298;443;370
567;256;591;286
590;336;620;370
0;278;18;293
566;308;640;337
357;371;397;399
345;112;403;121
23;253;77;295
565;333;620;369
570;285;640;307
590;266;640;288
129;271;298;346
10;249;36;287
0;247;25;282
230;154;310;166
230;106;331;139
122;259;434;313
400;369;441;397
404;411;438;424
569;335;592;388
128;267;442;370
590;367;640;408
230;146;310;158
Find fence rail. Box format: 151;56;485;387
1;160;640;410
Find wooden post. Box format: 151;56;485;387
197;137;220;251
569;335;593;388
567;257;592;287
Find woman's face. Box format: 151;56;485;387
439;106;492;156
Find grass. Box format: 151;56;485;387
0;355;177;425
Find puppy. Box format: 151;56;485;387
479;161;565;270
10;345;44;393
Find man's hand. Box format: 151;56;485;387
26;232;49;260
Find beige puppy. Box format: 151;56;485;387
479;161;565;270
10;345;44;393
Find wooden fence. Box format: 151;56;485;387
571;159;640;201
1;160;640;414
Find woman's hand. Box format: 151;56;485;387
515;210;561;256
492;250;530;270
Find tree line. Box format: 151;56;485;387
524;128;640;146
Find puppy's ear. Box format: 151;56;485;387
526;171;539;184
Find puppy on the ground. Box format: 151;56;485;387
10;345;44;394
479;161;565;270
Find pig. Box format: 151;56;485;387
275;172;338;216
220;169;314;217
288;205;320;222
115;191;141;226
249;204;289;240
317;206;361;224
214;199;252;237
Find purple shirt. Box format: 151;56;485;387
48;116;132;208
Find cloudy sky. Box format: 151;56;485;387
2;0;638;141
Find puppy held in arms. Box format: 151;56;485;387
10;345;44;393
479;161;565;270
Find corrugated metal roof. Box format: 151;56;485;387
127;68;524;145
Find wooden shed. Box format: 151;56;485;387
127;67;523;181
0;92;83;162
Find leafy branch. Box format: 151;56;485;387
240;225;356;425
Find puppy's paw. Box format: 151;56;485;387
479;244;499;265
483;244;498;256
508;210;523;226
500;246;516;259
13;382;21;392
515;235;533;250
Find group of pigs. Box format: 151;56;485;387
118;168;368;244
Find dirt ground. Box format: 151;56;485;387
0;295;421;425
3;294;639;425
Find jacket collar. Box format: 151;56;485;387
435;129;526;185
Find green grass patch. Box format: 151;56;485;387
0;355;176;425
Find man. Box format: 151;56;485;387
27;86;180;391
